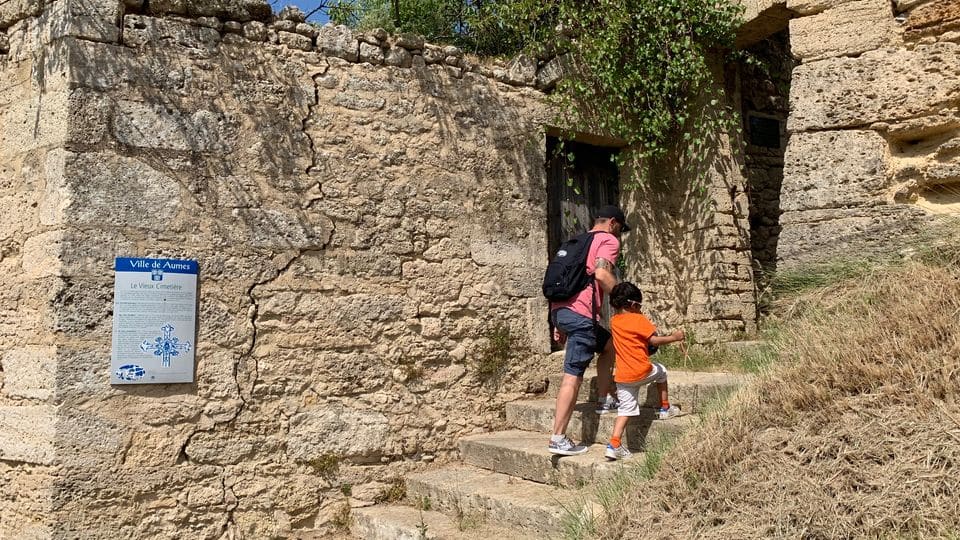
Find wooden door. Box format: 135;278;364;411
545;138;621;348
546;138;621;257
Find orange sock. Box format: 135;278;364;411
610;436;621;448
661;400;670;410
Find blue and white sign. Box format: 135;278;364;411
111;257;198;384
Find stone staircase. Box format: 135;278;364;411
351;367;748;539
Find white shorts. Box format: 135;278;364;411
615;363;668;417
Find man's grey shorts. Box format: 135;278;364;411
551;308;611;377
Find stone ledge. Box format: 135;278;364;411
352;504;541;540
118;13;550;90
505;399;697;447
404;465;575;535
460;429;628;486
544;367;748;405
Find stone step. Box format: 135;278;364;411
351;504;539;540
723;340;766;352
459;429;630;487
505;399;696;448
546;368;746;411
404;465;595;535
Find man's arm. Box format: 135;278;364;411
594;257;618;294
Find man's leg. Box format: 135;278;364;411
549;308;592;450
552;374;582;435
595;337;615;403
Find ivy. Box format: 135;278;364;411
315;0;746;185
500;0;745;184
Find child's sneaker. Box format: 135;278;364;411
595;396;619;414
657;405;682;420
548;435;589;456
604;443;633;460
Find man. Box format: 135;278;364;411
548;205;629;455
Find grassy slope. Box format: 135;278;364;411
588;234;960;539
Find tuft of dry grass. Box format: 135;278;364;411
593;252;960;539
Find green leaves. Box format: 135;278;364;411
328;0;530;55
328;0;744;186
502;0;744;183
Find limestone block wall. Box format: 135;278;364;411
624;166;757;339
779;0;960;267
0;1;760;537
0;2;81;537
3;1;560;537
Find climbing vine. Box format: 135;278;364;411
310;0;746;182
500;0;745;181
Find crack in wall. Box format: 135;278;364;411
179;60;334;466
218;474;240;539
300;60;329;210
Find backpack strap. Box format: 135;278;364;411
590;274;599;339
587;231;600;339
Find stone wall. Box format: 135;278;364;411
623;61;758;340
778;0;960;267
0;1;74;536
0;1;759;537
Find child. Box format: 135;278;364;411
605;282;685;460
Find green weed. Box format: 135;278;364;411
414;495;432;511
416;507;429;539
374;479;405;503
307;454;340;479
474;324;527;381
654;342;732;371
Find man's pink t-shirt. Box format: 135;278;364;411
551;231;620;319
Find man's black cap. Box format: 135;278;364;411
595;205;631;232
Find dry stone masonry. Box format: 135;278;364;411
0;1;758;537
10;0;959;537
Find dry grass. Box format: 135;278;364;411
590;240;960;538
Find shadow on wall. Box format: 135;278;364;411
621;60;754;338
28;6;558;536
410;61;549;209
42;28;554;405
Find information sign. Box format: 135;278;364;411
111;257;198;384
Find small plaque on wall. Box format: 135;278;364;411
111;257;198;384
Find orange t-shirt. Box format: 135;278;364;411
610;311;657;383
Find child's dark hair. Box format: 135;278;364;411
610;282;643;309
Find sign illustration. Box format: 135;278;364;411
111;257;198;384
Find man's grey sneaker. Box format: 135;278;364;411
605;444;633;460
595;396;619;415
548;436;589;456
657;404;682;420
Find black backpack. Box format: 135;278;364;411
542;231;598;302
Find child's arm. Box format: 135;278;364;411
649;329;685;346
